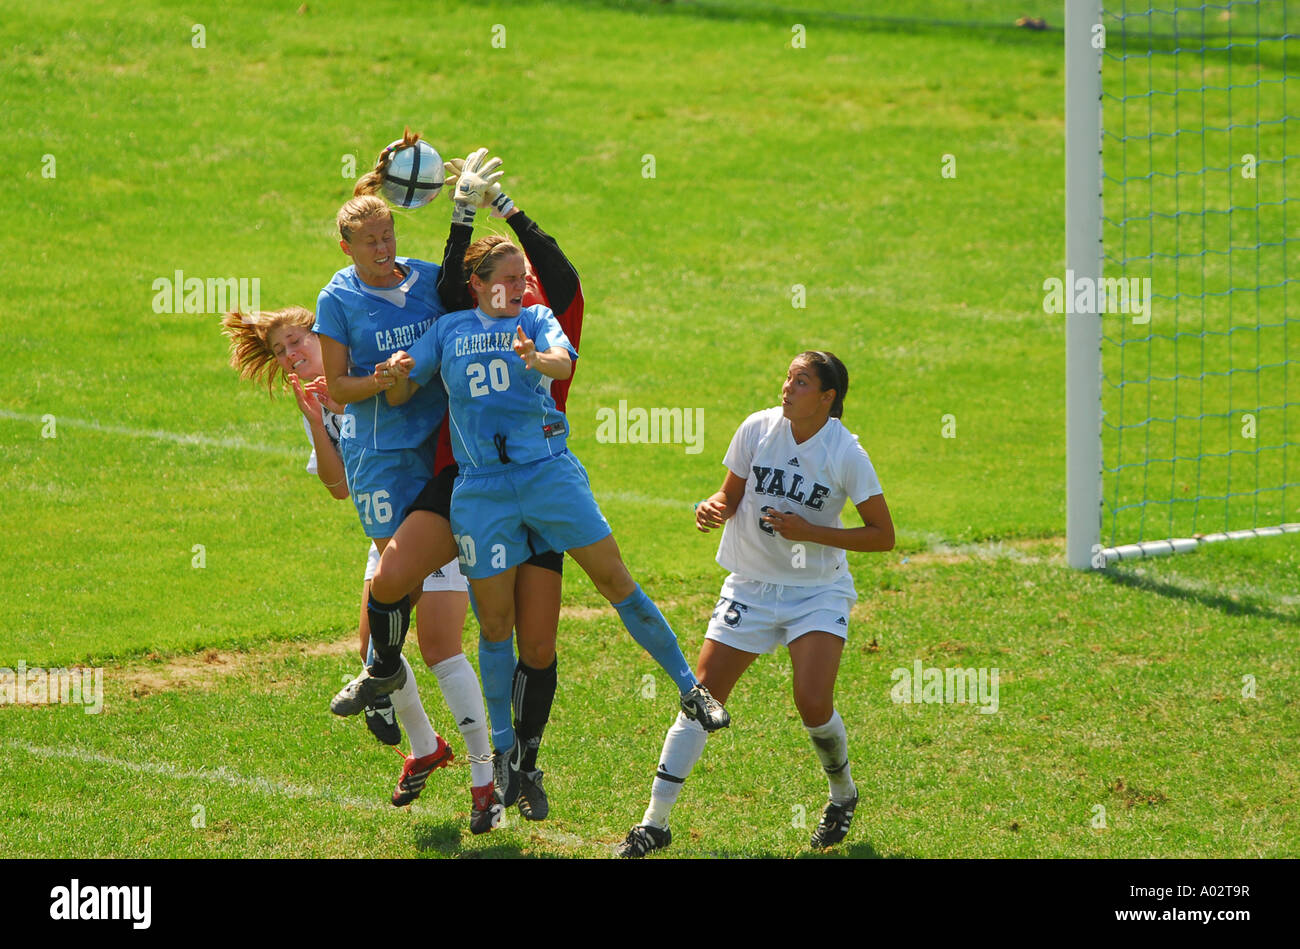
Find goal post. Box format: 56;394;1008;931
1066;0;1300;569
1066;0;1105;570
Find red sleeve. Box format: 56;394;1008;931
524;274;584;415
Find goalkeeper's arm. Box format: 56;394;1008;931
506;211;581;318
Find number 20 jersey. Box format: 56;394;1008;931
716;407;883;587
407;305;577;471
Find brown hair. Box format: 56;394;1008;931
354;126;422;200
464;235;524;294
795;350;849;418
221;306;316;394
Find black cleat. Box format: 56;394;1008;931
331;665;407;717
680;684;730;732
364;694;402;746
492;740;523;807
810;793;858;849
614;823;671;858
517;769;549;821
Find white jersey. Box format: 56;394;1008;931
715;407;882;587
302;409;343;476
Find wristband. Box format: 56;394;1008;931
489;191;515;218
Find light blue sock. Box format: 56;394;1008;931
612;585;698;694
478;633;517;752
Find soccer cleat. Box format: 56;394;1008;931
810;793;858;849
614;824;671;858
391;736;455;807
363;695;402;746
679;684;731;732
331;664;407;717
470;782;505;835
517;769;549;821
492;740;523;808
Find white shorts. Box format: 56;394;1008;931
363;542;467;594
705;573;856;656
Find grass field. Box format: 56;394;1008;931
1;0;1297;859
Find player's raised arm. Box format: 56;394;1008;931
291;374;350;499
507;211;580;317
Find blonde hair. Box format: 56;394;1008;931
354;126;422;200
464;235;524;293
335;194;392;244
221;306;316;394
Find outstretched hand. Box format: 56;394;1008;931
300;375;342;415
512;325;540;370
453;148;505;208
288;373;323;426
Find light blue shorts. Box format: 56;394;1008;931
340;440;434;539
451;452;611;579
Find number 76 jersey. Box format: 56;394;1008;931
408;305;578;471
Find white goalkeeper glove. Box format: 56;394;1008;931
454;147;503;204
447;149;513;223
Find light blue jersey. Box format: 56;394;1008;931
314;257;448;451
407;305;576;471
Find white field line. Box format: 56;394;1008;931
6;739;609;851
7;739;384;810
3;410;699;515
0;410;297;457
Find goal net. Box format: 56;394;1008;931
1067;0;1300;567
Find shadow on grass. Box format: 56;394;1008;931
411;820;578;858
412;819;891;858
509;0;1062;47
1100;567;1300;627
535;0;1291;73
630;838;889;859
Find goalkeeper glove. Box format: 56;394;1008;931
454;147;503;206
449;149;514;222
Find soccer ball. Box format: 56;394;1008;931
380;139;444;209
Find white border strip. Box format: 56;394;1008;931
6;739;608;850
7;739;384;810
1101;523;1300;564
0;410;297;457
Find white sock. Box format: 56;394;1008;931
806;710;856;803
641;713;708;829
390;655;439;758
431;653;493;787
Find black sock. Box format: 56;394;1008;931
512;656;557;773
366;594;410;678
